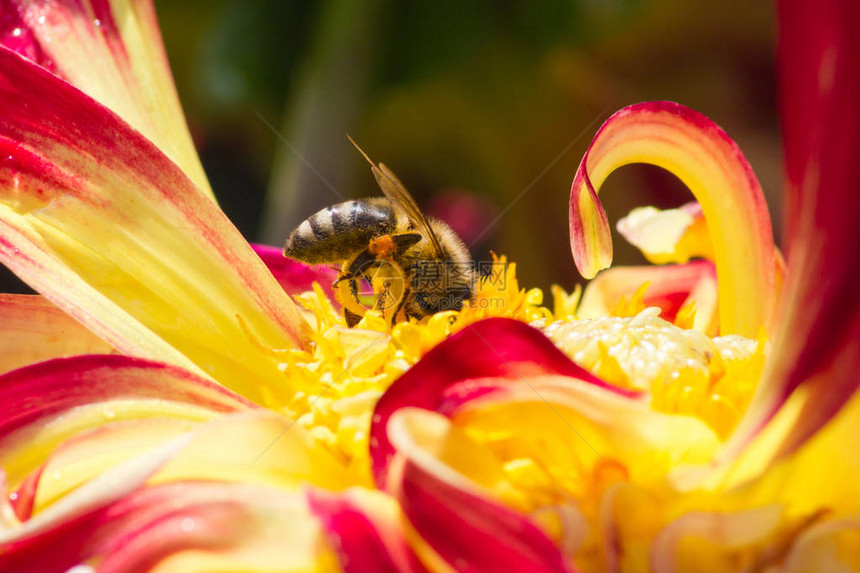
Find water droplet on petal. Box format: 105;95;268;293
37;15;46;24
65;566;96;573
4;156;21;190
180;517;195;532
8;491;18;501
93;19;101;27
11;28;22;37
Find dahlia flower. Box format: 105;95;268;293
0;0;858;572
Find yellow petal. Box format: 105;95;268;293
617;203;712;265
0;294;112;375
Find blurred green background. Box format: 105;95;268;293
2;0;783;294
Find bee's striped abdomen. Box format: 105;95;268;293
284;199;396;264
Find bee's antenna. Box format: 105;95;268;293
346;134;377;168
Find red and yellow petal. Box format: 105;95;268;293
1;479;342;572
370;319;728;570
0;355;254;489
727;0;860;463
569;101;777;338
0;0;213;198
0;435;192;568
386;408;577;572
0;48;310;405
371;318;637;487
308;487;427;573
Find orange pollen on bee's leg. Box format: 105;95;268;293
369;235;397;258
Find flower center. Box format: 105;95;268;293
543;307;764;438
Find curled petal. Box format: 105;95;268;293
371;318;635;487
0;294;111;375
387;408;577;573
0;48;310;403
729;0;860;463
569;101;776;338
0;0;212;197
650;506;783;573
783;517;860;573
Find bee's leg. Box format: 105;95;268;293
344;247;379;278
391;286;411;325
333;272;366;320
334;249;380;326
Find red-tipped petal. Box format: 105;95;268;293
370;318;635;487
0;435;191;569
308;487;427;573
0;47;310;403
1;480;338;572
387;409;578;573
569;102;776;338
726;0;860;462
0;355;252;439
0;0;212;197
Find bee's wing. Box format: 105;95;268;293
371;163;444;257
347;136;445;256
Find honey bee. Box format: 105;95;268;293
283;139;475;326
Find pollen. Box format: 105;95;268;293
368;234;397;258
